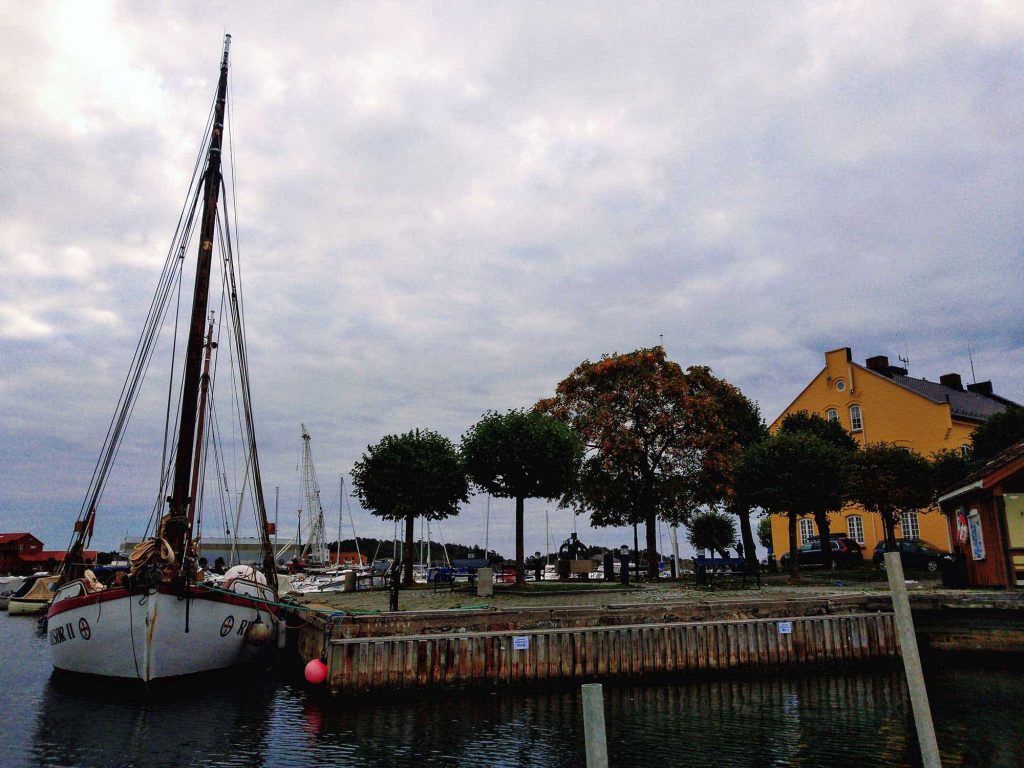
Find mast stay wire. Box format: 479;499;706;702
61;94;218;558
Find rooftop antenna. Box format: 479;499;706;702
895;332;910;371
967;343;978;384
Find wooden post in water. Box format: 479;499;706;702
885;551;941;768
582;683;609;768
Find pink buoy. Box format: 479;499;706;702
304;658;328;685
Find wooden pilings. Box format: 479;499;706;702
323;612;897;692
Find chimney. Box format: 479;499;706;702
865;355;889;373
966;381;994;396
939;373;963;391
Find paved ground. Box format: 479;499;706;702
289;570;949;614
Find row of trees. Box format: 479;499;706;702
351;412;583;586
352;347;761;586
351;345;1024;587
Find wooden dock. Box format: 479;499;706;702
316;612;896;692
291;591;1023;693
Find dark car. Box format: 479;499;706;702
780;537;864;569
872;539;948;572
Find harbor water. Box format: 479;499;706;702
2;611;1021;767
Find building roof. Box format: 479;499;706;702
0;533;38;545
937;440;1024;505
20;550;98;562
886;373;1015;422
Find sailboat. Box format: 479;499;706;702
47;35;279;681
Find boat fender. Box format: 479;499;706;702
245;616;271;645
304;657;328;685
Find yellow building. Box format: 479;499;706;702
769;347;1018;559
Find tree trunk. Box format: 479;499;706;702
515;495;525;586
787;512;800;578
645;509;659;581
738;507;757;568
815;511;833;569
403;513;415;587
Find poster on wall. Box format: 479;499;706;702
967;509;986;561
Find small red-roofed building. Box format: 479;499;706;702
938;441;1024;589
0;533;44;574
0;534;96;575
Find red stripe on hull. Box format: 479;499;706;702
47;583;276;618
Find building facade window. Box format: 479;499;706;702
799;518;815;545
835;379;846;391
849;405;863;431
901;510;920;540
847;515;865;544
826;408;838;423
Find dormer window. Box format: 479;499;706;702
850;405;863;432
826;408;838;423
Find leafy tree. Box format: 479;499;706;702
773;411;857;568
538;347;723;580
351;429;469;587
461;409;583;585
847;443;934;549
686;366;768;567
687;509;737;558
777;410;859;452
930;448;974;501
970;406;1024;464
756;515;773;551
735;431;846;576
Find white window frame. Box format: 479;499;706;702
799;518;815;545
900;509;920;540
826;408;838;423
846;514;865;544
835;379;846;392
849;405;863;432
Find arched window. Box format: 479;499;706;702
799;518;815;545
849;404;863;431
847;515;864;544
826;408;838;423
901;510;920;540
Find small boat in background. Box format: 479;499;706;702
8;575;58;615
0;576;27;610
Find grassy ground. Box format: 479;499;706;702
290;566;945;614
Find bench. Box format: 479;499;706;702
694;556;761;589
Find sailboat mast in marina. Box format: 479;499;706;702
298;424;329;568
47;34;279;681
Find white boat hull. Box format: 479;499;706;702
47;580;278;681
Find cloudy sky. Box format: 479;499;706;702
2;1;1023;560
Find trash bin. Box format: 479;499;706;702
939;553;967;588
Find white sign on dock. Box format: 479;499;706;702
513;635;530;650
778;621;793;635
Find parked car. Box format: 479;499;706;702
780;537;864;569
872;539;949;572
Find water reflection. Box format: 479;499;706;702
31;671;276;768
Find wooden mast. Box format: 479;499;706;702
185;316;216;544
162;34;231;567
